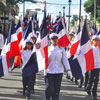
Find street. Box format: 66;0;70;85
0;68;100;100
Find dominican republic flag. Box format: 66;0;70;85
57;18;70;47
69;19;95;79
0;21;20;77
13;19;23;68
32;13;38;33
22;52;38;76
68;24;81;57
15;19;23;43
19;21;32;50
35;3;48;74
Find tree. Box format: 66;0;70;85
15;0;37;3
84;0;100;23
71;15;78;27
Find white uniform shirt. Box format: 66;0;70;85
47;45;70;74
92;46;100;69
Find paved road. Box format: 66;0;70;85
0;68;100;100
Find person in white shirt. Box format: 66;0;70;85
86;35;100;100
45;33;72;100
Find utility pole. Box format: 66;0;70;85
23;0;25;19
68;0;72;32
94;0;96;26
79;0;82;22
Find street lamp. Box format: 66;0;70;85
68;0;72;32
79;0;82;22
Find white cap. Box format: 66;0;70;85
69;32;74;36
26;39;33;44
30;33;37;38
36;31;40;34
92;35;99;40
49;33;59;39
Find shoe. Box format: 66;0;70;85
23;91;25;96
92;96;97;100
87;90;91;96
26;96;30;100
78;84;82;88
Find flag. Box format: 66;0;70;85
0;21;20;77
68;19;95;79
19;21;32;49
3;21;20;58
57;18;70;47
15;19;23;43
36;3;48;73
80;19;95;72
22;52;38;76
0;55;9;77
13;19;23;68
69;24;81;57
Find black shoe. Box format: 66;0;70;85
87;90;91;96
71;78;73;82
23;91;25;96
78;84;82;88
92;96;97;100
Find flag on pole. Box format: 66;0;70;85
68;19;95;79
36;2;48;73
57;18;70;47
0;21;20;77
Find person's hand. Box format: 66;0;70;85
67;71;73;79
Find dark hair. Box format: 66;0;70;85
24;42;33;50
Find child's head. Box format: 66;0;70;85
92;35;99;47
25;39;33;50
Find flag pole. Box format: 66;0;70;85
43;0;47;76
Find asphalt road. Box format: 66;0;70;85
0;68;100;100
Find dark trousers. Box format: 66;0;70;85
45;73;63;100
84;72;90;88
32;73;36;91
87;69;100;97
22;74;35;97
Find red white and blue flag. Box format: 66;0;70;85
35;3;48;74
69;19;95;79
0;21;20;77
57;18;70;47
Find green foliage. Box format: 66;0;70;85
84;0;100;23
15;0;37;3
71;15;78;26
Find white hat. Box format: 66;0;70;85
30;34;37;38
69;32;74;36
49;33;59;39
92;35;99;40
36;31;40;34
26;39;33;44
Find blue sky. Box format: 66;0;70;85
18;0;88;24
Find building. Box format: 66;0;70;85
0;0;19;39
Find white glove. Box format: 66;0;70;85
67;71;73;79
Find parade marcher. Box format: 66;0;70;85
21;39;38;100
66;32;74;81
86;35;100;100
45;33;72;100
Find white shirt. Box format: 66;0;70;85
92;46;100;69
47;45;70;74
